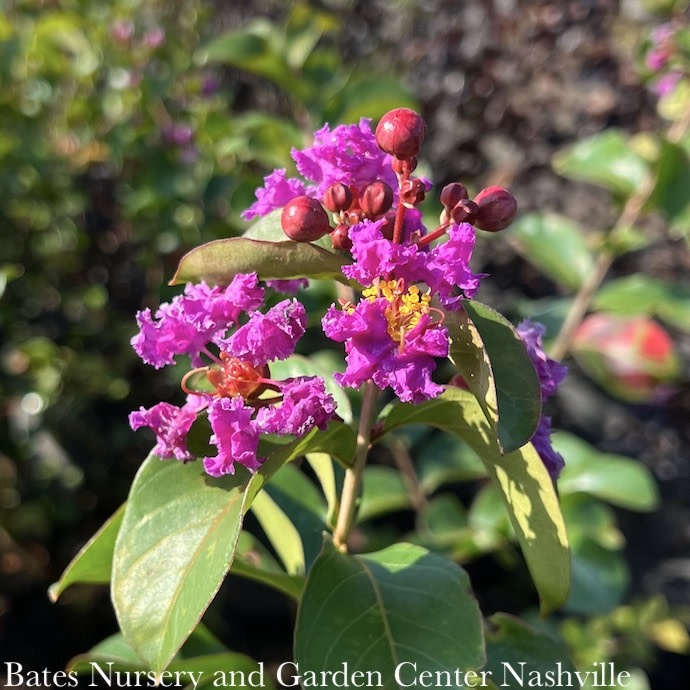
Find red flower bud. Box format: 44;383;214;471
572;314;680;402
375;108;428;160
281;196;331;242
440;182;469;210
323;182;354;213
473;186;517;232
330;223;352;251
360;180;394;217
451;199;479;225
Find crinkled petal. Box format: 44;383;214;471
256;377;336;436
242;169;307;220
530;416;565;479
129;395;206;461
222;299;306;366
204;397;262;476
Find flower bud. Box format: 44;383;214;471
330;224;352;251
360;180;394;217
323;182;354;213
451;199;478;225
572;314;680;402
440;182;469;210
472;186;517;232
375;108;428;160
281;196;330;242
400;178;426;207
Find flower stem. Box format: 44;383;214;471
332;380;379;551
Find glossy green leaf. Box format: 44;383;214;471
593;274;690;333
553;130;649;197
381;388;570;614
295;539;485;687
170;238;350;286
230;531;304;601
483;613;577;689
112;455;248;672
554;432;660;511
49;504;124;601
566;538;629;615
509;212;595;291
250;489;305;575
448;300;542;454
262;462;328;572
358;465;413;522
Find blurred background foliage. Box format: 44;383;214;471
1;0;690;687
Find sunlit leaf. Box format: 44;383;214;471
295;539;484;687
170;237;350;286
381;388;570;614
509;212;595;291
49;505;124;601
553;130;649;197
448;300;542;454
554;432;660;511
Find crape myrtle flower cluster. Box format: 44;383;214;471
129;274;336;476
130;107;567;477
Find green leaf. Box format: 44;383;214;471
508;212;596;291
483;613;577;689
553;130;649;197
112;455;248;673
358;466;413;522
262;463;329;571
305;452;342;526
566;538;629;615
194;21;308;102
295;539;485;687
49;504;124;601
448;300;542;454
230;531;305;601
381;388;570;614
554;432;660;511
170;238;351;286
593;274;690;333
250;489;306;575
241;208;289;242
648;137;690;232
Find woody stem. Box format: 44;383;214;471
332;380;380;551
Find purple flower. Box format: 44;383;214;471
204;397;262;476
256;377;337;436
222;299;306;366
131;275;265;368
653;71;682;97
323;296;448;403
242;120;397;221
292;119;397;198
243;170;307;221
129;395;208;462
517;320;568;478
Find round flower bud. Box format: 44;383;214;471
330;224;352;251
281;196;331;242
451;199;479;225
440;182;469;210
323;182;354;213
360;180;394;217
473;186;517;232
375;108;428;160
